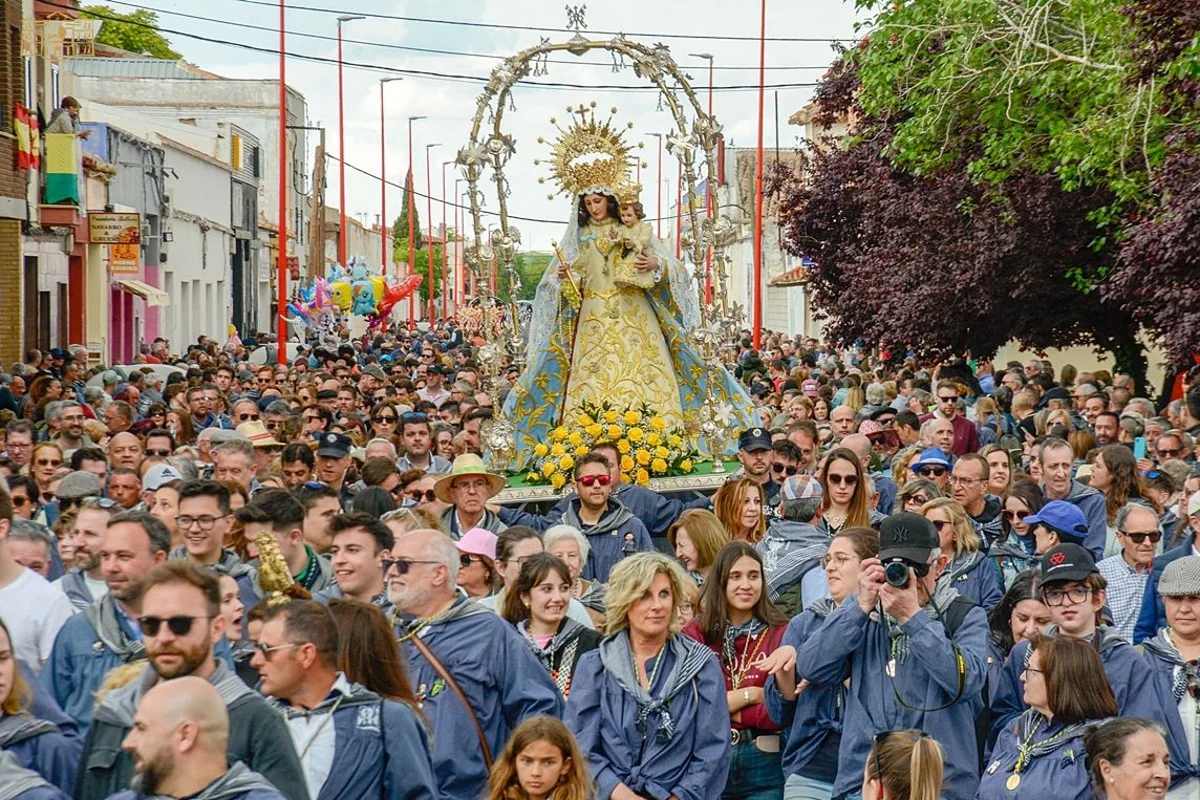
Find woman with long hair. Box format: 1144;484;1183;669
978;636;1119;800
487;716;593;800
1084;718;1170;800
369;401;401;445
896;478;943;515
0;617;81;793
812;397;829;423
714;478;766;543
683;542;790;799
767;527;879;800
565;552;731;800
667;509;730;585
1090;444;1145;556
994;479;1045;586
924;497;1004;609
985;571;1051;692
166;409;196;447
326;597;420;708
818;448;871;536
502;554;601;700
861;729;944;800
28;443;63;503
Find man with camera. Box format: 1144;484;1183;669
793;512;988;800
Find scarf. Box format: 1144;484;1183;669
94;659;254;728
397;593;492;640
721;618;768;674
0;751;49;800
0;713;57;748
1006;710;1096;773
519;618;586;697
807;596;840;618
597;630;711;740
59;569;94;611
1141;628;1200;701
563;498;636;539
139;761;281;800
83;592;145;662
879;581;961;665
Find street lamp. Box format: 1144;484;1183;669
406;115;426;328
441;159;453;320
454;177;463;313
276;0;289;365
646;132;663;238
425;142;441;323
336;14;364;268
378;77;402;274
689;52;715;304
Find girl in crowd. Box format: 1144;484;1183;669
0;617;80;794
819;448;873;537
978;636;1118;800
994;479;1045;585
28;443;63;505
369;402;401;444
766;526;878;800
896;479;942;515
546;525;606;627
683;542;790;800
327;598;420;708
502;554;601;700
812;397;829;423
455;527;500;600
487;716;593;800
985;571;1050;692
923;498;1004;609
668;509;730;585
861;729;944;800
1084;718;1170;800
217;574;256;686
980;444;1013;497
714;478;766;544
565;552;731;800
1090;444;1145;556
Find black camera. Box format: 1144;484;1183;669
883;558;929;589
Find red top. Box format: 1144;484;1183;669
682;619;787;731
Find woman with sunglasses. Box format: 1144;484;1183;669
714;478;767;544
767;527;877;800
978;635;1118;800
456;527;500;600
923;497;1004;610
369;402;401;444
896;479;943;515
683;542;791;800
860;729;944;800
28;444;63;505
0;617;81;794
817;448;873;537
502;553;601;700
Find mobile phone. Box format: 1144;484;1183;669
1133;436;1147;460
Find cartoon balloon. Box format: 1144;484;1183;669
330;280;352;311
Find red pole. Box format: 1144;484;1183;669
275;0;287;365
425;143;438;323
752;0;766;349
336;20;347;267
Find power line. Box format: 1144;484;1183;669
226;0;858;44
108;0;835;72
61;2;821;92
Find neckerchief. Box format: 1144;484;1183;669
1141;628;1200;701
0;713;57;748
720;618;767;676
519;618;586;697
597;630;711;740
83;592;144;662
1007;710;1097;775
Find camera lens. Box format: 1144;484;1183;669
884;560;910;589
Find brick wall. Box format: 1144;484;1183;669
0;219;21;365
0;0;23;201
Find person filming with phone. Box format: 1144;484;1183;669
793;512;989;800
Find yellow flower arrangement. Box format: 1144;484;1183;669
635;468;650;484
620;454;635;472
680;458;694;473
635;449;652;466
654;446;670;460
550;473;567;490
550;442;567;458
604;410;620;424
645;432;662;447
649;416;667;431
624;410;642;426
533;443;549;458
586;424;604;439
550;426;568;441
607;424;623;440
574;445;590;457
567;431;584;447
651;457;668;472
627;427;644;443
559;455;575;471
542;460;558;477
616;439;631;454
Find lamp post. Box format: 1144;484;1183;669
461;190;471;301
441;159;453;320
275;0;288;365
406;115;426;328
689;52;715;305
752;2;766;347
378;77;401;275
646;132;663;238
454;178;463;313
335;15;364;269
425;142;440;324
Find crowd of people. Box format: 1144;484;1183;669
1;327;1198;800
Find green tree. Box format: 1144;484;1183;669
81;6;182;59
512;252;552;302
397;240;444;306
391;172;422;262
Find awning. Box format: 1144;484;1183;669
116;279;169;307
768;264;811;287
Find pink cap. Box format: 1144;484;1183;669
858;419;884;437
456;527;498;561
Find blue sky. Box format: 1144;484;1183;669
137;0;865;249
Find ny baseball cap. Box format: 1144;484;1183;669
878;512;939;564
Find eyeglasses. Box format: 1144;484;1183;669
407;488;437;503
237;413;260;422
139;615;213;637
459;554;487;569
1042;586;1091;606
578;473;612;487
176;514;228;531
949;475;981;486
1020;666;1044;677
929;519;951;532
826;473;858;486
146;448;172;457
772;463;799;476
821;552;853;569
35;458;62;467
255;641;300;659
1119;529;1162;545
11;496;29;507
1002;510;1026;522
1157;447;1183;458
382;558;442;575
904;494;930;507
916;467;947;478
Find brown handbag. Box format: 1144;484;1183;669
408;633;494;768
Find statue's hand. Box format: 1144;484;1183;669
634;253;658;272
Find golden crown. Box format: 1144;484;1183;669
536;103;639;199
615;182;643;207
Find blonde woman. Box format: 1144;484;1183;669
713;478;766;543
923;498;1004;608
667;509;729;585
564;552;731;800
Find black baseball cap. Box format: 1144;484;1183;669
878;512;939;564
1039;543;1097;585
738;427;772;453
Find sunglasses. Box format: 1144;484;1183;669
578;474;612;487
1002;510;1026;522
459;554;487;569
916;467;947;478
905;494;930;506
929;519;951;532
139;615;212;637
255;641;300;659
146;448;171;457
11;496;29;506
937;395;958;404
1120;529;1162;545
35;458;62;467
407;488;437;503
1157;447;1183;458
237;413;261;422
373;415;398;423
772;463;799;476
381;558;441;575
826;473;858;486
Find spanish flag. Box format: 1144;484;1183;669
13;104;39;170
43;132;80;205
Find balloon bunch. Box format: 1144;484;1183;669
367;274;423;330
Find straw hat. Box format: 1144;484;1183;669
236;420;283;449
433;454;506;503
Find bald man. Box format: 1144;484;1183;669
106;432;143;472
109;677;285;800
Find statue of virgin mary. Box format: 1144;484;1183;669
502;107;753;467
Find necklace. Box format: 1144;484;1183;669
632;642;667;691
727;627;768;690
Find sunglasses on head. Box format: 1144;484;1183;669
916;467;947;478
139;615;212;637
578;473;611;487
772;463;799;476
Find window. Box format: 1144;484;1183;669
251;146;260;178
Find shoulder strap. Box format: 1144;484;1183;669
940;596;975;639
408;634;493;768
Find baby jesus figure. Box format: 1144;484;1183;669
608;184;659;289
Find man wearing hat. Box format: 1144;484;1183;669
236;420;284;476
1021;499;1090;555
1135;489;1200;643
909;447;952;490
794;512;988;800
760;475;828;617
315;432;356;509
990;543;1161;739
140;463;182;511
737;427;780;506
434;454;507;539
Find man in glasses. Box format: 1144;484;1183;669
396;412;451;476
52;492;115;611
253;600;437;800
432;454;508;538
143;429;176;464
76;561;307;800
236;489;332;594
951;453;1003;549
908;448;952;491
171;481;256;611
43;511;169;731
50;401;92;455
229;397;261;427
389;528;561;800
552;453;653;582
921;380;979;457
4;420;33;470
1096;502;1160;642
1136;489;1200;644
313;512;394;612
990;543;1159;739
